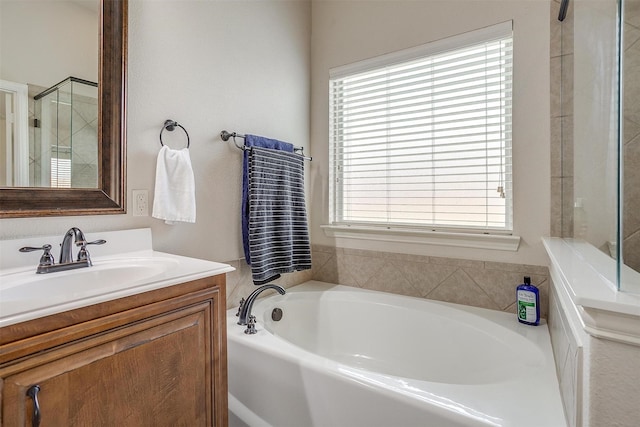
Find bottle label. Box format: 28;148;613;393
517;290;537;323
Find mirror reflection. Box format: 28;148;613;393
0;0;99;188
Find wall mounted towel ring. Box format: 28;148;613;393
160;119;190;148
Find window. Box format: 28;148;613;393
329;22;513;235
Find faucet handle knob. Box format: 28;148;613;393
19;244;55;267
244;315;258;335
76;239;106;264
77;246;90;262
235;298;246;317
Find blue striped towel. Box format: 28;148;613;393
242;135;294;264
248;146;311;284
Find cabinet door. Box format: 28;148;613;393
2;297;220;427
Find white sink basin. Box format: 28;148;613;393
1;257;179;303
0;229;234;328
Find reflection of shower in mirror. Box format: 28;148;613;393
31;77;99;189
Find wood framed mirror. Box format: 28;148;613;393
0;0;127;218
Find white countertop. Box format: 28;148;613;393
0;228;234;328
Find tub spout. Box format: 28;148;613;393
237;284;286;326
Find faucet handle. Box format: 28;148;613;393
19;244;55;267
76;239;107;247
235;298;246;317
76;240;105;264
244;315;258;335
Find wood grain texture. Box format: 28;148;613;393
0;274;228;426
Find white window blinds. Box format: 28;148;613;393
329;22;513;233
51;157;71;188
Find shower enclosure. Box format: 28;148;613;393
557;0;640;293
31;76;98;188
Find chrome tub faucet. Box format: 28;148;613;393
237;284;286;334
19;227;106;274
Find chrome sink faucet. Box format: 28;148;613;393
237;284;286;334
19;227;106;274
60;227;91;264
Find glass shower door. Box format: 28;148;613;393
33;77;98;188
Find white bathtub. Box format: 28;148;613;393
227;281;566;427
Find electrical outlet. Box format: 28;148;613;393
132;190;148;217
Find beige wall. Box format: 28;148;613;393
0;0;312;267
310;0;551;266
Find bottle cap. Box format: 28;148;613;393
524;276;531;284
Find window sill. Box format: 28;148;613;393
321;224;521;252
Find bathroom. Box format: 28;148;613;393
0;0;639;426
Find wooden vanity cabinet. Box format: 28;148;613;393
0;275;227;427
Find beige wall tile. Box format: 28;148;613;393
366;261;421;297
466;267;548;311
379;251;431;263
537;280;550;319
312;254;341;284
340;254;387;287
551;177;564;237
560;0;574;56
624;118;640;145
550;0;562;58
503;300;517;315
551;116;563;178
390;259;457;298
561;115;574;177
484;261;549;276
550;55;562;118
427;269;500;310
560;53;574;117
624;138;640;239
311;250;334;273
429;256;484;269
311;244;336;254
623;230;640;272
562;177;574;237
308;247;550;317
627;0;640;28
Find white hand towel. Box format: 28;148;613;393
152;146;196;225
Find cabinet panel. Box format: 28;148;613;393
1;278;227;427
